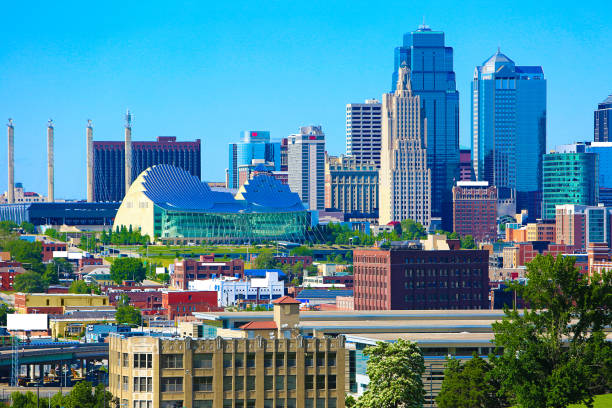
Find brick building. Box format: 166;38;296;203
502;242;571;268
0;261;25;291
353;240;489;310
41;242;67;262
273;256;313;267
162;291;220;320
556;204;612;251
172;255;244;290
108;290;164;315
452;181;497;242
526;220;556;242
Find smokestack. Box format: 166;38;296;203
124;110;132;195
86;120;94;202
47;120;54;202
7;119;14;204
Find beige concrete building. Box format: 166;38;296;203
324;155;378;220
109;297;346;408
379;62;431;226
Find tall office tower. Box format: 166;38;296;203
391;25;459;229
379;63;431;227
93;136;201;202
346;99;382;165
325;154;379;220
227;131;281;189
124;110;133;193
459;149;474;181
47;120;54;202
6;119;14;204
288;126;325;210
595;94;612;142
86;121;94;202
472;50;546;218
280;137;288;171
542;149;599;220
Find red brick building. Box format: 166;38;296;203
0;261;25;291
452;181;497;242
274;256;313;267
172;256;245;290
41;242;67;262
79;257;103;268
353;242;489;310
108;290;164;315
323;275;354;288
162;291;219;320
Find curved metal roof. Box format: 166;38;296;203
139;164;305;214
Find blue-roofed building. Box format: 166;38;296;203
228;131;281;189
296;289;353;307
113;164;309;243
0;202;120;227
245;269;286;279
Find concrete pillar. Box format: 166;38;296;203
47;120;54;202
86;120;94;202
7;119;14;204
124;110;132;196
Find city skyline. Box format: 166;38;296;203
0;1;610;199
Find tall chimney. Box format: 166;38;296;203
7;119;14;204
124;110;132;195
86;120;94;202
47;120;54;202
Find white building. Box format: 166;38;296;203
346;99;382;166
288;126;326;210
188;271;284;307
379;63;431;226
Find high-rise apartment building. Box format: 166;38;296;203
324;155;378;220
228;131;281;189
595;94;612;142
346;100;382;166
542;151;598;220
353;237;489;310
472;50;546;217
93;136;201;202
379;63;431;226
452;181;497;242
391;25;459;228
288;126;325;210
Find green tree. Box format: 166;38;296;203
110;257;146;283
69;280;99;294
436;354;507;408
290;246;314;257
19;222;36;234
13;271;46;293
491;255;612;408
356;339;425;408
345;395;357;407
1;239;44;273
0;220;18;234
460;235;476;249
252;251;276;269
333;254;344;263
116;304;143;326
400;219;427;240
0;303;14;325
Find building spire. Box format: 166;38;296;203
396;62;412;94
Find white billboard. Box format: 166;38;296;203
7;314;48;331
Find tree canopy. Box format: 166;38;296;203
400;219;427;240
13;271;46;293
0;303;14;326
491;254;612;408
11;381;115;408
69;280;100;294
100;226;150;245
437;354;507;408
252;251;275;269
110;257;146;283
356;339;425;408
116;304;142;326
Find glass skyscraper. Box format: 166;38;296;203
391;25;459;229
472;50;546;217
227;131;281;189
595;94;612;142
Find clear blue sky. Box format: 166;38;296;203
0;0;610;199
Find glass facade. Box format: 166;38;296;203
228;131;280;189
391;26;459;228
542;152;599;220
594;94;612;142
472;51;546;214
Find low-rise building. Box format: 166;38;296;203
526;220;556;242
172;255;245;290
14;293;110;314
188;271;285;307
353;237;489;310
41;242;67;262
0;261;25;290
161;291;219;321
452;181;497;242
108;297;346;408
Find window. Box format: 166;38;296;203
329;375;336;389
317;355;325;366
264;376;273;390
235;354;244;368
305;354;313;366
287;352;296;367
162;354;183;369
275;399;285;408
276;375;284;390
287;375;296;390
133;377;152;392
305;375;314;389
134;353;152;369
235;376;244;391
161;377;183;392
305;399;314;408
223;354;232;368
133;401;152;408
223;376;232;391
317;399;326;408
194;376;213;391
194;353;213;369
316;375;325;389
123;353;129;368
247;376;256;390
122;376;128;391
264;352;273;367
276;354;284;367
193;402;213;408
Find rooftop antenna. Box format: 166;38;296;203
419;16;430;30
125;109;132;128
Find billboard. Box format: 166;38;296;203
7;314;48;331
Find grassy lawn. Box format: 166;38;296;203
569;394;612;407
